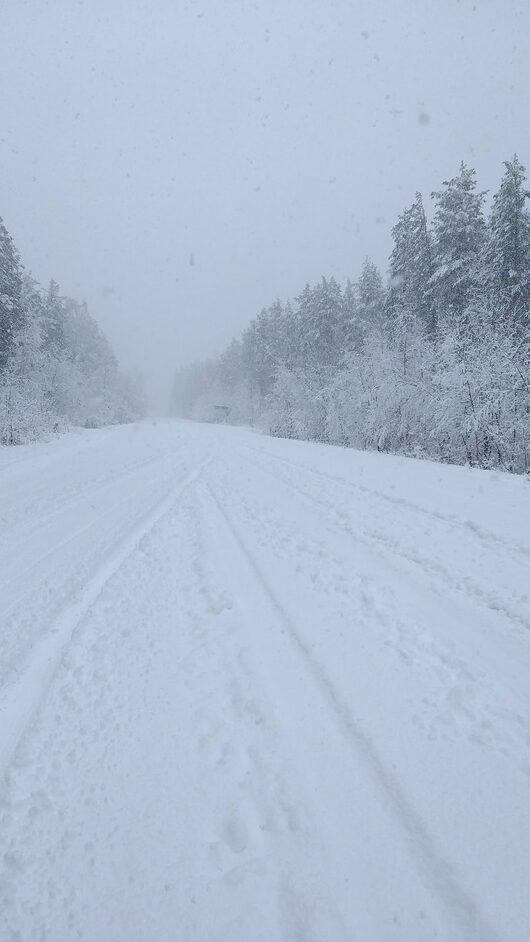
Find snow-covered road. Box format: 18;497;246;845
1;421;529;941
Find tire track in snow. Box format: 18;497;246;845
241;450;530;633
0;450;163;539
214;449;530;781
0;455;212;784
190;485;354;940
241;443;530;563
0;485;156;627
205;480;502;942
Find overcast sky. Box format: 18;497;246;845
2;0;529;407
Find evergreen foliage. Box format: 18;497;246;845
0;215;146;444
485;155;530;333
172;159;530;475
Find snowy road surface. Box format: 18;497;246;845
1;421;529;941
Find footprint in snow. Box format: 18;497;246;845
207;814;252;874
222;815;248;853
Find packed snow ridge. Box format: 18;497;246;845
0;419;529;941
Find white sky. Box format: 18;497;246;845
1;0;529;407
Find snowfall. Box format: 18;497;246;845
0;420;529;941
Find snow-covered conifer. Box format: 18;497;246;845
431;163;487;326
485;155;530;333
388;193;436;338
0;215;24;371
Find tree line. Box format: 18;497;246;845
0;215;146;445
172;158;530;474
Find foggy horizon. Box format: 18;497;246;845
2;0;530;408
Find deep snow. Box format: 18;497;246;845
0;420;529;941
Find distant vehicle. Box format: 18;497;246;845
213;405;230;422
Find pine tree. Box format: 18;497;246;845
0;215;24;371
280;299;299;371
356;258;385;339
42;279;66;354
431;163;487;325
296;277;344;377
388;193;436;338
61;297;120;426
340;279;357;350
0;274;50;444
485;155;530;333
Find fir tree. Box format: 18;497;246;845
296;277;344;378
42;279;66;354
0;215;24;371
431;163;487;325
388;193;436;338
485;154;530;332
341;279;360;352
356;259;385;339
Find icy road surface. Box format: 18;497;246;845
1;421;529;941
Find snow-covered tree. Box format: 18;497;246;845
297;277;343;377
356;259;385;340
1;215;146;444
388;192;436;339
0;215;24;371
171;158;530;476
431;163;487;326
485;155;530;333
